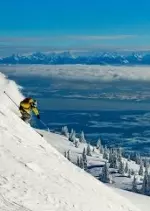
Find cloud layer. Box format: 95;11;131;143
1;64;150;82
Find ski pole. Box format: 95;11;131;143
35;130;43;137
4;91;44;137
40;119;50;132
4;91;19;108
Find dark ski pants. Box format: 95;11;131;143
21;112;31;123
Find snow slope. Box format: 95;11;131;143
41;130;150;211
0;72;142;211
115;188;150;211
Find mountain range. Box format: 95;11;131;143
1;51;150;65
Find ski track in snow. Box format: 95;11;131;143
0;71;144;211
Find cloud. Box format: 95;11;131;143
0;34;137;45
0;34;145;56
1;64;150;82
66;35;137;40
0;36;57;46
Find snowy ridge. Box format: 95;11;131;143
0;72;141;210
1;51;150;65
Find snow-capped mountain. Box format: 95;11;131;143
0;72;143;210
1;51;150;65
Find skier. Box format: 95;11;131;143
19;97;40;123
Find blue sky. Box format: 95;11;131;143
1;0;150;55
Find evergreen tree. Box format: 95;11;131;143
67;150;71;161
127;154;131;162
145;165;149;176
79;157;84;169
128;169;131;178
79;131;86;143
109;150;118;169
61;126;69;137
100;162;111;183
96;138;101;149
83;155;88;170
139;160;144;176
77;156;80;167
108;148;113;164
141;170;150;195
100;145;104;154
132;176;138;193
131;169;135;176
118;160;125;175
64;151;67;158
117;147;122;163
82;148;86;160
144;159;149;168
135;153;141;165
113;155;119;169
69;129;74;141
125;162;129;174
74;139;79;148
82;148;88;170
69;129;76;143
103;146;109;160
70;129;74;137
87;144;92;156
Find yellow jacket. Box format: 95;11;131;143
19;98;39;116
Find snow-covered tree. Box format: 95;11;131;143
77;156;80;167
144;159;149;168
125;162;129;174
77;153;87;170
67;150;71;161
145;165;149;176
131;169;135;176
118;160;125;175
108;148;113;164
141;170;150;195
64;150;71;161
86;144;92;156
128;169;131;178
117;147;122;163
69;129;73;140
79;131;86;143
61;126;69;137
103;146;109;160
64;151;67;158
82;148;86;160
109;150;119;169
127;154;131;162
100;145;104;154
69;129;76;143
113;156;119;169
82;148;88;170
132;176;138;193
139;161;144;176
83;156;88;171
100;162;111;183
135;153;141;165
79;157;84;169
96;138;101;149
74;139;79;148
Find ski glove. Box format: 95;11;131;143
37;115;40;119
